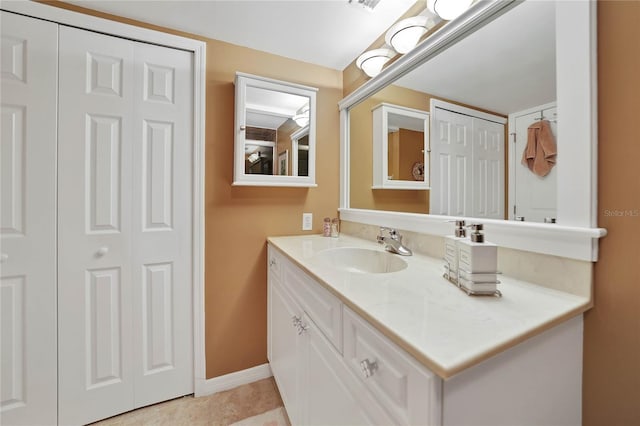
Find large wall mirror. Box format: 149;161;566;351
234;72;317;187
340;0;606;261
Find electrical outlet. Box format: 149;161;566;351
302;213;313;231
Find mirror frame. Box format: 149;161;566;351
234;72;318;187
338;0;606;261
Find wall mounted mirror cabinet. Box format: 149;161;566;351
372;103;429;190
234;72;317;186
340;0;605;261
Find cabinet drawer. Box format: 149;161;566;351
283;260;343;353
343;307;441;426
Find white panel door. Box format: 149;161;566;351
57;26;136;425
131;41;193;407
472;118;505;219
430;108;472;216
0;12;58;426
513;107;558;223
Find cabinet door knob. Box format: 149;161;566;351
96;247;109;257
269;258;277;267
360;359;378;378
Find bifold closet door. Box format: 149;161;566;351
0;12;58;426
430;109;473;217
58;26;193;425
472;119;504;219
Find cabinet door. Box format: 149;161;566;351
0;12;58;426
302;314;382;426
268;279;302;425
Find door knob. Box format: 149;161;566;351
96;247;109;257
360;359;378;378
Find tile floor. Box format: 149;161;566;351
90;378;288;426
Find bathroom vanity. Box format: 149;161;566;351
267;234;590;425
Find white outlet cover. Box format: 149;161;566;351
302;213;313;230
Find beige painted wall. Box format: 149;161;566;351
46;1;342;379
584;1;640;424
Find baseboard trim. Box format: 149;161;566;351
195;363;273;397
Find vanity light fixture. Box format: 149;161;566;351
356;48;395;78
427;0;474;21
385;15;437;54
293;106;310;127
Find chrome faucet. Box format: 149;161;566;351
377;227;412;256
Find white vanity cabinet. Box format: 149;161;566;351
268;239;585;426
268;246;396;425
268;245;433;425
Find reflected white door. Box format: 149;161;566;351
513;107;558;223
0;12;58;426
473;119;505;219
58;26;193;425
430;108;472;216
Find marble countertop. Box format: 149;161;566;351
267;234;592;379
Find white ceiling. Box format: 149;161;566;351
394;0;556;115
67;0;418;70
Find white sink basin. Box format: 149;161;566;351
314;247;408;274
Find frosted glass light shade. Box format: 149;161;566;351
385;15;435;54
427;0;473;21
356;48;395;77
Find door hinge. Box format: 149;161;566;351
510;132;516;143
513;205;516;215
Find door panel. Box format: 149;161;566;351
473;119;505;219
0;12;58;426
430;109;472;216
58;26;136;425
513;107;557;222
131;41;193;407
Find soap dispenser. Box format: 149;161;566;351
443;220;466;280
456;224;498;290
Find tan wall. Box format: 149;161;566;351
46;1;342;379
350;84;431;213
584;1;640;424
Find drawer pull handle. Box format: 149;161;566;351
360;359;378;378
291;316;308;335
292;315;301;327
297;322;309;335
